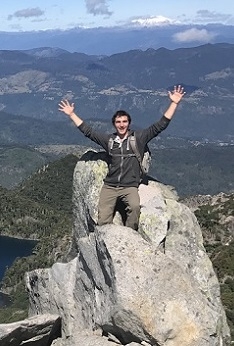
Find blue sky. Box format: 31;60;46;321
1;0;234;32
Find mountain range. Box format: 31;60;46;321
1;24;234;55
0;43;234;141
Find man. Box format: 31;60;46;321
58;85;185;230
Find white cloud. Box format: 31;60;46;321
173;28;216;43
85;0;112;16
177;9;234;26
8;7;44;20
195;10;233;24
130;15;179;27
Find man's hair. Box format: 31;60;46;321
112;110;131;125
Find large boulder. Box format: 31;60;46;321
0;314;60;346
23;150;230;345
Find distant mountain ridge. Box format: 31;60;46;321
0;43;234;140
1;24;234;55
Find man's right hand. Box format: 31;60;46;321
58;99;75;116
58;99;83;127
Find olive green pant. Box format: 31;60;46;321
98;184;140;230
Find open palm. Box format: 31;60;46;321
168;85;185;104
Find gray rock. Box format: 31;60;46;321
0;314;60;346
22;150;231;345
50;329;120;346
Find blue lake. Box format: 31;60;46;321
0;235;37;307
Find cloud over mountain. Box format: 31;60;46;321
173;28;217;43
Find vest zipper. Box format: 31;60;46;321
117;144;124;184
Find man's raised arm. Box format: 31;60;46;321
164;85;186;120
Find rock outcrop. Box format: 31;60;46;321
0;314;61;346
1;150;231;345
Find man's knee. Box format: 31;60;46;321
130;200;140;213
98;206;114;226
126;197;140;215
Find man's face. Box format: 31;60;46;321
114;115;130;138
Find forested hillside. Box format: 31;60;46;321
0;154;78;322
0;146;51;189
183;193;234;338
150;145;234;197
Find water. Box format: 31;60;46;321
0;235;37;307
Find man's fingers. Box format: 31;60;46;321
60;99;69;105
173;85;186;94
